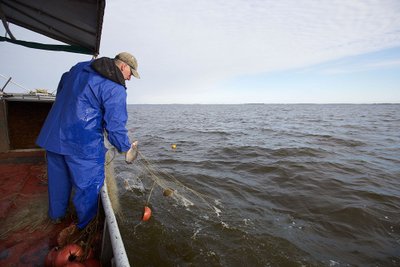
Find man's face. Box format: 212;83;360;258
121;63;132;81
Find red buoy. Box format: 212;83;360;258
54;243;83;267
142;206;152;221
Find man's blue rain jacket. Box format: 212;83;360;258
37;60;131;157
37;59;131;229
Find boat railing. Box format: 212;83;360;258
100;169;131;267
1;74;55;102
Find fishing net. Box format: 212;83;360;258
0;193;49;240
105;147;222;225
55;210;103;260
104;155;122;216
0;164;50;240
135;151;216;211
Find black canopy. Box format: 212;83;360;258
0;0;105;55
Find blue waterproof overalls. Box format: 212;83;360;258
37;60;131;229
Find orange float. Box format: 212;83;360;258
54;243;83;267
142;206;152;221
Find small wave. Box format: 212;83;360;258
213;206;222;217
220;221;230;229
271;147;328;157
208;146;272;160
210;146;330;161
312;134;366;147
115;171;145;193
233;163;283;175
198;130;231;136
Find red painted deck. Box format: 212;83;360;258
0;150;73;266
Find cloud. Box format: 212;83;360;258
101;0;400;102
2;0;400;103
320;58;400;75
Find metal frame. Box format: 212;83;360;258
100;178;131;267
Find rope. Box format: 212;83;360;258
146;180;156;205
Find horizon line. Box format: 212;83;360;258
127;102;400;105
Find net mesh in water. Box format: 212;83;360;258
106;149;221;223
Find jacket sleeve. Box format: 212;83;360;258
56;72;68;94
102;84;131;153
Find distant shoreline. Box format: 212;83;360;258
127;103;400;105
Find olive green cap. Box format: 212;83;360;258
115;52;140;79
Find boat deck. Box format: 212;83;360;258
0;150;72;266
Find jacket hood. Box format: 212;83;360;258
91;57;126;88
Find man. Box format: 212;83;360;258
36;52;140;229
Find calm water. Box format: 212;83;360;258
112;104;399;267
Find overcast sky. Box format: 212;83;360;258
1;0;400;104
